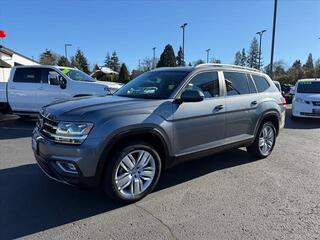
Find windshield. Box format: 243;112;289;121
297;81;320;94
60;68;95;82
115;70;190;99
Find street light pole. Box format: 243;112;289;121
152;47;156;69
205;49;211;63
270;0;278;76
64;43;72;59
180;23;188;63
256;30;267;69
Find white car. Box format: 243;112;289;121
292;79;320;119
0;65;122;116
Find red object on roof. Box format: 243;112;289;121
0;30;6;38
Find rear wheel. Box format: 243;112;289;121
247;121;276;159
103;141;162;204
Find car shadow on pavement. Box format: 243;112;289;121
0;115;36;139
284;108;320;130
0;148;256;239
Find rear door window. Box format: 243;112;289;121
224;72;250;96
13;68;42;83
251;74;270;92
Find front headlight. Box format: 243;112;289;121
295;97;310;104
54;122;94;144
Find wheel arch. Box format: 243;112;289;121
254;110;280;137
95;127;171;185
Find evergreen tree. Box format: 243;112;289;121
39;49;58;65
314;58;320;77
188;62;192;66
70;48;89;73
240;48;247;66
193;59;205;66
92;64;100;71
234;51;242;65
57;56;70;67
110;51;120;72
118;63;130;84
247;38;260;69
157;44;177;67
104;52;112;68
176;46;185;66
303;53;315;78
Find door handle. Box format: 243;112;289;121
214;105;224;111
251;101;258;106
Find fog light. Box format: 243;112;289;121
56;161;78;174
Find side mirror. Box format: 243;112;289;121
59;76;67;89
48;75;60;86
179;89;204;102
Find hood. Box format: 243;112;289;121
296;93;320;101
43;96;168;121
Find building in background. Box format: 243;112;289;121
0;45;38;82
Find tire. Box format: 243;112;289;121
247;121;276;159
103;141;162;204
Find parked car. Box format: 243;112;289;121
292;79;320;120
281;83;294;104
0;65;122;116
273;80;281;92
32;64;286;203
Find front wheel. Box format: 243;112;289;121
247;121;276;159
103;141;162;204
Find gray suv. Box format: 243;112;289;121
32;64;286;203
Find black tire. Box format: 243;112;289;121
247;121;276;159
103;141;162;204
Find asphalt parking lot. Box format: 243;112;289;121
0;106;319;240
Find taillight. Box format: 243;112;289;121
281;96;286;106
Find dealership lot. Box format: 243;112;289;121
0;106;319;240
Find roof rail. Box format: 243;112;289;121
195;63;261;72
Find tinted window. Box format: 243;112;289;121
13;68;41;83
224;72;250;96
185;72;219;98
252;75;270;92
42;69;60;85
115;70;190;99
297;81;320;94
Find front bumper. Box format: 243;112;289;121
292;102;320;118
32;128;103;188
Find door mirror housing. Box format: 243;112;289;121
59;76;67;89
48;75;60;86
179;89;204;102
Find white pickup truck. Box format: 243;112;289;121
0;65;122;116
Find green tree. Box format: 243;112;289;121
110;51;120;72
247;38;260;69
314;58;320;77
39;49;58;65
303;53;315;78
157;44;177;67
210;58;221;64
287;60;303;83
193;59;205;66
234;51;242;65
70;48;90;73
176;46;185;66
118;63;130;84
92;64;100;71
104;52;112;68
240;48;247;66
57;56;70;67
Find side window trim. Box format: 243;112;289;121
247;73;258;93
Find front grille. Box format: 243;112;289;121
301;112;320;116
38;114;59;141
312;101;320;106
